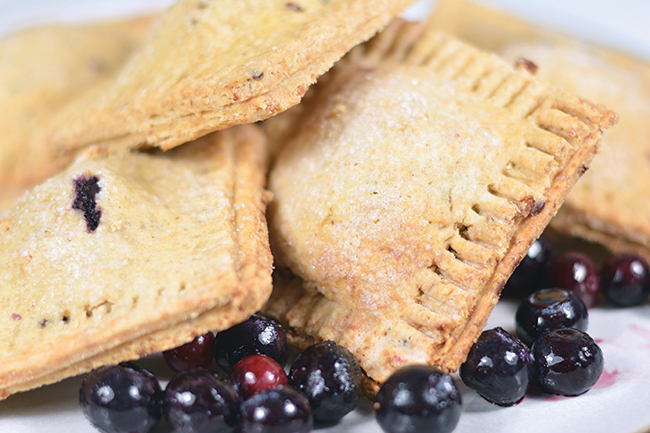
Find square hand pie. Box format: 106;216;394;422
429;0;650;262
0;16;155;213
262;19;615;391
0;124;272;399
41;0;416;157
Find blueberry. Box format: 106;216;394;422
79;363;162;433
532;328;603;396
548;252;600;308
163;332;215;372
515;288;588;346
230;354;288;399
374;365;461;433
163;368;239;433
213;314;289;373
239;385;313;433
600;252;650;307
460;327;534;406
289;341;363;424
503;235;553;298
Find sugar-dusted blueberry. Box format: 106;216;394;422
289;341;363;424
600;252;650;307
163;368;239;433
239;385;313;433
548;251;600;308
213;314;289;373
79;363;162;433
163;332;215;372
374;364;461;433
515;288;588;346
230;354;288;399
532;328;603;396
460;327;534;406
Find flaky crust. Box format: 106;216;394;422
0;124;273;399
40;0;416;156
430;0;650;263
263;20;615;392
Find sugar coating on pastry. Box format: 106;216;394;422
264;20;616;391
429;0;650;262
0;124;272;399
42;0;416;156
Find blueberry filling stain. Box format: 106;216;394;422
72;175;102;232
285;2;303;12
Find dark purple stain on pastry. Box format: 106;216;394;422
72;175;102;232
515;58;538;74
577;164;588;176
11;313;21;321
285;2;304;12
531;200;546;216
252;70;265;80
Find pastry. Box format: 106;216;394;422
263;19;616;393
429;0;650;262
40;0;416;156
0;15;155;212
0;124;273;399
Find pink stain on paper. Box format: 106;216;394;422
592;368;620;390
628;323;650;349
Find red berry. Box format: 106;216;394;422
548;252;600;308
229;355;288;399
163;332;215;372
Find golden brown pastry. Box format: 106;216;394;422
0;124;272;399
429;0;650;262
0;15;155;211
39;0;416;156
263;19;616;393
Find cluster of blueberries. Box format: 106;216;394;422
79;235;650;433
80;314;363;433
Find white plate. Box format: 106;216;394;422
2;1;650;432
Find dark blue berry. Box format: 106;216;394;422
79;363;162;433
374;365;461;433
163;368;239;433
460;327;534;406
213;314;289;373
289;341;363;424
515;288;588;346
600;252;650;307
548;252;600;308
532;328;603;396
503;236;553;298
239;385;313;433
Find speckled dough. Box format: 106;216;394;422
429;0;650;263
0;124;273;399
0;16;155;212
41;0;416;156
263;20;616;393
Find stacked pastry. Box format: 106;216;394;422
0;0;624;400
0;0;415;399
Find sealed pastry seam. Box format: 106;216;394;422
263;21;616;393
429;0;650;263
